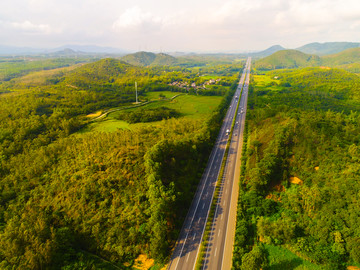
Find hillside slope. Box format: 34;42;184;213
322;47;360;66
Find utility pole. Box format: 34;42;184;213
135;81;138;103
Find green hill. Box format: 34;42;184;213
65;58;133;80
296;41;360;55
151;53;178;66
121;51;157;66
322;47;360;66
255;50;321;70
121;51;178;66
63;58;137;89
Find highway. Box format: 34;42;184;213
167;57;251;270
202;58;251;270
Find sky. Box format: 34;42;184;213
1;0;360;52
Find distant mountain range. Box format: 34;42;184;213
249;42;360;58
0;44;127;55
0;45;44;55
53;45;127;54
295;42;360;56
1;42;359;57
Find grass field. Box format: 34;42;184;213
79;119;130;133
80;93;222;133
143;91;180;100
253;75;282;91
136;94;221;119
200;75;219;80
264;244;324;270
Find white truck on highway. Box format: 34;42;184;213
226;129;230;135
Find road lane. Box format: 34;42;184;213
167;59;250;270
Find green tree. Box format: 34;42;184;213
241;245;268;270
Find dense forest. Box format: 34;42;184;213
232;67;360;269
0;56;242;269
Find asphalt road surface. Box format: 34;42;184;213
202;58;251;270
167;57;251;270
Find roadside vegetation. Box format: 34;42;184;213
232;67;360;270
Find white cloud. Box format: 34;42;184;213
112;6;162;32
1;0;360;51
2;20;51;34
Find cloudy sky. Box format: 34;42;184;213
1;0;360;52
